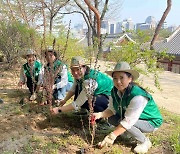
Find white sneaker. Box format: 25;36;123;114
134;137;152;153
29;93;37;101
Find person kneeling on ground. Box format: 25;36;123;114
18;49;43;101
52;56;113;115
93;61;163;153
41;48;73;105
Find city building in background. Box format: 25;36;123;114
72;15;178;39
167;25;177;32
136;16;157;30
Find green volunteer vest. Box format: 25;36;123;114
111;85;163;128
23;60;42;82
78;69;113;96
47;59;73;82
67;71;74;82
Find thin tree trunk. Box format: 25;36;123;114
50;15;53;35
6;0;16;21
84;0;101;42
100;0;109;52
17;0;29;26
87;25;92;46
41;0;46;48
43;0;70;35
150;0;172;50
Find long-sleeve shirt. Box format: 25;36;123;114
55;65;68;89
107;91;148;130
70;79;98;110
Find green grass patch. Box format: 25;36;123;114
169;130;180;153
67;135;85;146
150;108;180;153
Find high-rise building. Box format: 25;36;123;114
161;21;168;29
101;20;109;34
145;16;156;28
101;20;116;34
168;25;177;32
110;23;115;34
115;18;134;33
126;18;134;31
116;22;122;33
136;16;157;31
136;23;152;30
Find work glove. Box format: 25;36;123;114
93;112;103;120
98;132;117;148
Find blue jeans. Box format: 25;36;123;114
53;81;73;100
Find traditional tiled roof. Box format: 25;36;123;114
154;26;180;55
112;33;136;44
77;33;135;52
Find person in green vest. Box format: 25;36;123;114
18;49;43;101
93;61;163;153
41;48;73;105
0;98;3;104
51;56;113;115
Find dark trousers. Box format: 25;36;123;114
77;94;109;112
74;85;109;112
26;77;37;95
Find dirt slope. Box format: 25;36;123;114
0;62;179;153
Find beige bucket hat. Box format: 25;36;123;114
70;56;87;68
21;49;36;59
106;61;139;80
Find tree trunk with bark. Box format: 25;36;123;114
150;0;172;50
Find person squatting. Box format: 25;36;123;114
52;60;163;154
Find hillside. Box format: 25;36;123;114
0;63;179;153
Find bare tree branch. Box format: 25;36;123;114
74;0;95;32
43;0;70;34
6;0;16;21
52;0;70;19
100;0;109;20
16;0;29;26
84;0;101;40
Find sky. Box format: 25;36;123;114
121;0;180;26
63;0;180;27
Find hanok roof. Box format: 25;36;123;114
154;26;180;55
103;33;136;52
77;33;136;52
105;33;136;44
